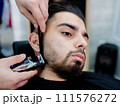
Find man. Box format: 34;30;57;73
18;2;120;90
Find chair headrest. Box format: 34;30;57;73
13;41;35;57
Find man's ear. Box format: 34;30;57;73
29;32;40;55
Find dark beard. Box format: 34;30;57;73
50;60;84;79
44;47;86;80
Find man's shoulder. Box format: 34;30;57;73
18;75;41;90
80;71;120;90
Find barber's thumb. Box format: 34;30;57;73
7;54;26;66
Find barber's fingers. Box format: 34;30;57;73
27;0;49;32
38;0;49;22
20;7;38;29
1;54;26;67
16;70;37;82
16;0;49;32
15;80;28;89
45;0;49;9
29;5;46;32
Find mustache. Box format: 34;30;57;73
66;48;86;59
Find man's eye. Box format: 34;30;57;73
62;32;72;37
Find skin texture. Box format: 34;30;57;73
29;12;88;81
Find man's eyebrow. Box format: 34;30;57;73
57;23;78;30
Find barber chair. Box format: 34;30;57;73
0;52;4;59
95;43;118;77
13;41;35;58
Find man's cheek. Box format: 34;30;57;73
56;43;70;57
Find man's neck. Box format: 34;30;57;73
38;65;66;81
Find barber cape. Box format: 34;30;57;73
18;72;120;90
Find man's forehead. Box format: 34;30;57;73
47;12;85;30
52;11;83;22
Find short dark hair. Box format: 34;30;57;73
48;2;85;24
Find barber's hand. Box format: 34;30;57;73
0;54;37;90
15;0;49;32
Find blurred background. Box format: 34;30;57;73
0;0;120;80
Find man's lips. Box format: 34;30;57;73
71;53;85;62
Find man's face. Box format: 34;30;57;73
43;12;88;79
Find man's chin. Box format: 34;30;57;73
71;60;84;69
53;63;84;79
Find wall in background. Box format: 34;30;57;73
0;0;29;57
10;0;29;41
89;0;120;80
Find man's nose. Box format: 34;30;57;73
74;36;88;50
